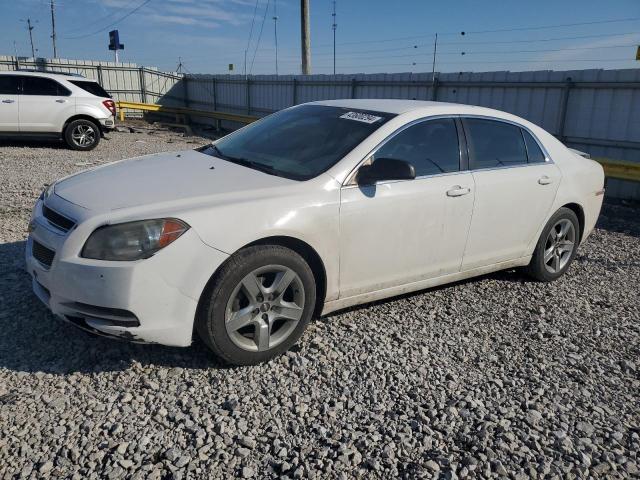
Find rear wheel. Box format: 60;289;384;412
196;245;316;366
525;207;580;282
64;119;100;151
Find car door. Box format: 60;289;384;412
18;76;73;132
460;117;561;271
339;117;475;299
0;75;20;132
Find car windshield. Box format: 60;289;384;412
199;105;395;180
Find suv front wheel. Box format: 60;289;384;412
64;119;100;151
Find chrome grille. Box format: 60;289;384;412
43;205;76;232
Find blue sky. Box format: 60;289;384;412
2;0;639;75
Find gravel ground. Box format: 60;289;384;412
1;127;639;479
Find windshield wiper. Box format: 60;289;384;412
211;146;283;177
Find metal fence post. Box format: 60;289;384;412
246;77;251;115
139;67;147;104
292;78;298;106
213;77;221;131
431;76;439;101
182;75;189;108
96;65;103;86
557;76;573;141
351;78;357;98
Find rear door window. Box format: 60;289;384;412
21;76;71;96
0;75;20;95
522;129;546;163
69;80;111;98
374;118;461;176
464;118;528;169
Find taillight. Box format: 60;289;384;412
102;99;116;116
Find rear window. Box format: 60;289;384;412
69;80;111;98
21;76;70;96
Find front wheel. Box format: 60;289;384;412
64;119;100;151
525;207;580;282
196;245;316;366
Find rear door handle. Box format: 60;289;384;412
55;99;67;103
2;99;15;104
538;175;553;185
446;186;471;197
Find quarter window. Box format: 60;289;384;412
21;76;70;96
374;118;460;176
522;129;546;163
464;118;528;169
0;76;19;95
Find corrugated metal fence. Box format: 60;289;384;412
1;55;638;199
0;55;183;109
181;69;640;199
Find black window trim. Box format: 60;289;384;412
344;114;469;186
459;115;553;172
16;75;72;97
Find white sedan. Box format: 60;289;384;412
26;100;605;365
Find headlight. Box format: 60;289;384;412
81;218;189;261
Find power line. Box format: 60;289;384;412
312;17;640;49
62;0;151;39
244;0;260;77
249;0;270;74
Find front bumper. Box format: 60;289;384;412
26;197;229;346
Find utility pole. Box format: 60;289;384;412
332;1;337;75
26;18;36;58
50;0;58;58
431;33;438;89
273;0;279;75
177;57;183;73
300;0;311;74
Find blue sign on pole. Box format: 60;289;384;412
108;30;124;51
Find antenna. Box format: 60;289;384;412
273;0;279;75
50;0;58;58
332;0;337;75
22;18;37;58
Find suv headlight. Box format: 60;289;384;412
81;218;189;261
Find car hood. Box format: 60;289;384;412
53;149;294;211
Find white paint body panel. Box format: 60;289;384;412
25;100;604;346
0;93;19;131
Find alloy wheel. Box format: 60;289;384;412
543;218;576;274
71;124;96;147
224;265;305;352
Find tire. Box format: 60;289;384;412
196;245;316;366
525;207;580;282
64;119;100;151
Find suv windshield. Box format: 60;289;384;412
200;105;394;180
69;80;111;98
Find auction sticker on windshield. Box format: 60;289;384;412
340;111;383;124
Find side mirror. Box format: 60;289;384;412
357;158;416;185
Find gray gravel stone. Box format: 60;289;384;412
1;127;639;479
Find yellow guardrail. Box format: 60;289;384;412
593;158;640;183
116;101;258;125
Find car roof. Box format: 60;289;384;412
310;98;466;114
0;70;87;81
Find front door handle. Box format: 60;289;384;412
446;186;471;197
55;99;67;103
538;175;553;185
2;99;15;104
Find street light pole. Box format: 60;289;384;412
301;0;311;74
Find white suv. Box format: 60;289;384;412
0;71;116;150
